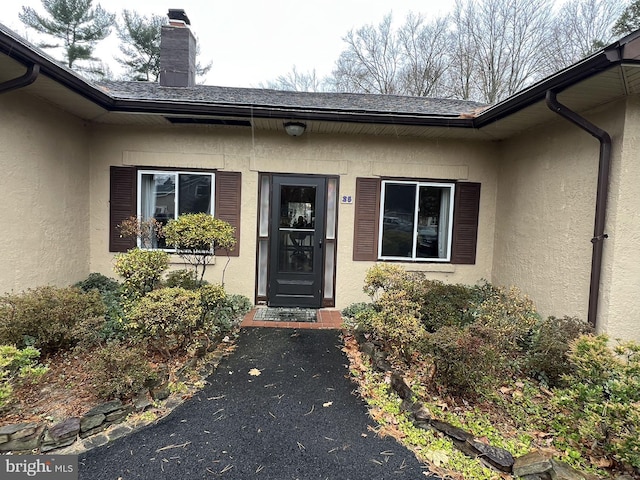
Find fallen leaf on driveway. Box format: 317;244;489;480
323;401;333;407
248;368;261;376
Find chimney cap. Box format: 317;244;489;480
168;9;190;25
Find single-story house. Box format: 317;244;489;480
1;11;638;341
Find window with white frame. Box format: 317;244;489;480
138;170;215;248
378;180;454;261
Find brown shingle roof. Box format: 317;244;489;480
96;80;485;117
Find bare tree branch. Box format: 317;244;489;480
267;0;626;104
331;14;401;94
543;0;626;73
398;13;451;97
259;66;329;92
450;0;554;103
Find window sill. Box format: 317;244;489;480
406;263;455;273
379;260;455;273
167;254;216;266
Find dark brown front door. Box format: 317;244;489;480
268;175;326;307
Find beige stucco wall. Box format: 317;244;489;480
598;96;640;342
4;80;636;341
0;91;91;294
4;88;634;340
88;125;498;308
493;100;626;334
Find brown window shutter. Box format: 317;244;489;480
215;171;241;257
109;166;136;252
353;177;381;261
451;182;481;265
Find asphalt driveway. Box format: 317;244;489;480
79;328;435;479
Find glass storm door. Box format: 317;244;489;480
269;176;326;307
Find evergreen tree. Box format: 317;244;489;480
613;0;640;36
116;10;165;81
117;10;211;83
19;0;115;70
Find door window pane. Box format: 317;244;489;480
278;231;314;272
279;186;315;228
257;239;268;296
326;178;337;239
259;175;270;237
278;185;316;272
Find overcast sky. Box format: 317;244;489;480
3;1;455;87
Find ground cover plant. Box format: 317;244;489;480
343;264;639;479
0;220;251;429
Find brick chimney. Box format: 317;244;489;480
159;9;196;87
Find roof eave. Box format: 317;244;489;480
473;33;640;127
109;98;474;127
0;24;113;107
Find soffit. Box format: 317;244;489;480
622;63;640;94
479;65;631;139
92;111;490;140
0;54;107;119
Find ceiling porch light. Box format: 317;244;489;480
284;121;306;137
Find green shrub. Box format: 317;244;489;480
552;335;640;470
196;284;229;340
363;266;477;331
163;213;236;283
363;264;413;300
370;289;426;361
199;284;227;312
411;280;477;331
421;285;540;395
74;273;120;296
113;248;169;299
87;342;157;400
204;293;252;333
223;294;253;315
75;273;126;343
341;302;377;331
126;287;203;356
0;345;47;407
471;284;540;362
425;323;510;396
163;269;204;290
341;302;374;319
359;265;543;394
0;287;105;353
351;307;379;333
525;316;593;386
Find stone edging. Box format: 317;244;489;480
357;339;633;480
0;340;233;455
